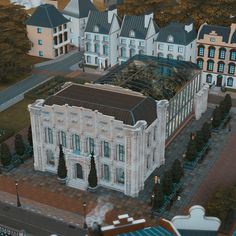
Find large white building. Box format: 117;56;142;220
156;22;197;63
118;13;159;64
84;8;121;69
63;0;97;49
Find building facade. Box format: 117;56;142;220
84;8;121;69
156;22;197;63
118;13;159;64
26;4;70;59
63;0;97;48
197;23;236;89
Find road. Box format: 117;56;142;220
0;201;86;236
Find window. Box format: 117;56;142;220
116;168;124;184
38;39;42;45
60;46;63;54
94;44;100;53
167;54;173;60
95;57;98;65
139;41;144;47
197;58;204;69
139;50;144;55
121;47;126;57
88;137;95;154
95;35;100;41
54;36;58;45
53;28;57;34
64;32;68;41
168;45;174;51
130;40;135;46
55;49;58;57
210;37;216;42
86;42;91;52
167;35;174;42
227;77;234;87
59;25;62;31
76;163;83;179
118;144;125;162
207;60;214;71
103;45;108;55
46;150;55;166
153;149;156;162
63;24;67;29
60;131;66;147
39;51;43;57
178;46;183;53
87;55;91;63
157;52;163;58
103;36;108;42
129;30;135;37
94;25;99;32
153;126;156;141
230;50;236;61
37;27;42;33
208;47;215;58
72;134;80;151
198;45;204;56
217;62;225;73
158;44;163;50
102;164;109;181
219;48;226;59
103;141;110;158
146;155;150;169
86;34;91;40
206;74;212;83
48;128;53;144
129;49;135;58
121;38;126;44
59;34;63;44
177;55;183;61
147;132;151;147
228;63;235;74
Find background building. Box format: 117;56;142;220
26;4;69;59
197;23;236;89
92;0;123;11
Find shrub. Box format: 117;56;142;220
224;94;232;114
186;139;197;162
57;145;67;179
88;152;98;188
171;159;184;183
212;106;222;128
162;171;173;196
15;134;25;156
0;143;12;166
195;130;205;152
201;122;211;143
153;183;164;209
0;128;14;144
54;76;65;83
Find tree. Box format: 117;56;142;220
171;159;184;183
224;94;232;114
57;144;67;179
0;143;12;166
186;139;197;162
212;106;222;128
0;4;32;83
162;171;173;196
15;134;25;156
28;126;33;147
195;130;205;152
88;152;98;188
153;183;164;209
201;122;211;143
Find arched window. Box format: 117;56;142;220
94;43;100;54
129;30;135;38
198;45;205;56
157;52;164;58
139;50;144;55
46;150;55;166
206;74;212;83
217;61;225;73
121;47;126;58
228;63;235;74
103;45;108;56
207;60;214;71
208;46;215;58
167;54;173;60
197;58;204;69
76;163;83;179
129;49;135;58
230;49;236;61
219;48;226;60
227;77;234;87
177;55;183;61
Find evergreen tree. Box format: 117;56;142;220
195;130;205;152
0;143;12;166
186;139;197;162
171;159;184;183
57;144;67;179
15;134;25;156
201;122;211;143
212;106;222;128
153;183;164;209
162;171;173;196
224;94;232;114
28;126;33;147
88;152;98;188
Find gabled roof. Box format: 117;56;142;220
85;10;121;35
26;4;69;28
156;22;197;45
63;0;97;18
198;24;231;43
44;84;157;127
120;15;159;39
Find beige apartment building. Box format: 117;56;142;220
26;4;70;59
197;23;236;89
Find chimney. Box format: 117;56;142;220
184;22;193;33
144;12;153;28
108;8;117;24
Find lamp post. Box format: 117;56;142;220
83;201;88;229
15;181;21;207
82;56;85;72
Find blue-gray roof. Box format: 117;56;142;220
63;0;96;19
26;4;69;28
198;24;231;43
231;31;236;43
120;15;159;39
178;229;218;236
156;22;197;45
85;10;120;34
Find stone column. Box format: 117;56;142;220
194;92;202;120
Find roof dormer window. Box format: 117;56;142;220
167;35;174;43
94;25;99;33
129;30;135;38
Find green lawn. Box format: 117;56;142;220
0;98;34;133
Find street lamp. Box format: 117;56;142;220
15;181;21;207
83;201;88;229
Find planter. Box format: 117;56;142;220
87;185;98;192
57;176;67;184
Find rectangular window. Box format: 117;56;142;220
102;164;109;181
218;63;224;73
130;40;135;46
89;137;95;154
139;41;144;46
198;47;204;56
210;37;216;42
63;24;67;29
147;132;151;147
48;128;53;144
38;39;42;45
121;39;126;44
168;45;174;51
86;34;91;40
118;145;125;162
59;25;62;31
60;131;66;147
153;149;156;162
53;27;57;34
178;46;183;53
153;126;156;141
73;134;80;151
116;168;124;184
103;36;108;42
37;27;42;33
219;49;225;59
158;44;163;50
103;141;110;158
230;51;236;61
39;51;43;57
95;35;99;41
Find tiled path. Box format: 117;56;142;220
0;106;235;227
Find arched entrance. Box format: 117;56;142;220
216;75;223;87
76;163;83;179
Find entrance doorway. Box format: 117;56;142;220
105;59;108;69
216;75;223;87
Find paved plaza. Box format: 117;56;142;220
0;105;235;228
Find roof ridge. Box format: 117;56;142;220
45;4;53;28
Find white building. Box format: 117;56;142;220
28;83;168;197
63;0;97;49
84;8;121;69
118;13;159;64
156;22;197;63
